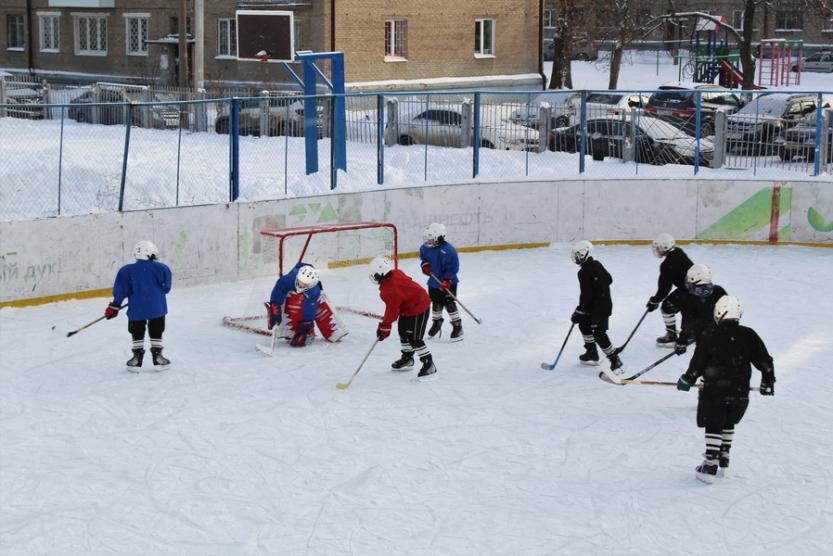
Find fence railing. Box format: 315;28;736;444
1;88;830;222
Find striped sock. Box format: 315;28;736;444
662;312;677;332
132;339;144;351
721;428;734;455
400;342;413;354
705;432;722;460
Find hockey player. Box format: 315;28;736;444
569;241;624;371
369;255;437;381
105;240;173;371
419;222;463;341
676;295;775;483
672;264;728;356
647;233;694;347
266;262;346;347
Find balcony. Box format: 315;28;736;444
48;0;115;7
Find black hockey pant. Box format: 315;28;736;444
429;285;460;323
579;317;615;355
698;392;749;459
661;288;686;333
398;309;431;361
128;316;165;352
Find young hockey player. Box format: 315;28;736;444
369;255;437;381
676;295;775;483
646;233;694;347
570;241;624;371
105;240;173;371
266;262;346;347
419;222;463;341
672;264;728;356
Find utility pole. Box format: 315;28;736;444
194;0;204;89
178;0;189;87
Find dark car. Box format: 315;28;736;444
726;93;832;155
549;116;714;166
68;87;183;128
644;82;743;137
775;114;833;163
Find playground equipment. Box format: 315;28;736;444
757;38;803;87
679;15;747;89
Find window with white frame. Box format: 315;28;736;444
384;19;407;59
74;14;107;55
294;17;302;51
543;9;556;29
217;18;237;57
474;18;495;56
7;15;25;50
775;10;802;31
125;14;148;56
39;13;60;52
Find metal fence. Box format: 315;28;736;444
1;88;831;222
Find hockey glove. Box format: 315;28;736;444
674;342;688;356
421;262;432;276
676;374;693;391
646;298;660;312
265;302;281;330
104;302;121;320
571;310;589;325
439;278;452;291
376;323;392;341
760;375;775;396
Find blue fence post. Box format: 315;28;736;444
175;114;183;207
694;90;702;175
814;92;823;177
330;95;337;190
473;92;481;178
58;105;65;216
377;94;384;185
230;98;240;201
118;103;133;212
579;90;587;173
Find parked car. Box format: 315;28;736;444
509;91;581;129
214;94;328;137
68;87;183;129
644;82;744;137
549;115;714;166
726;93;832;155
582;92;650;121
394;103;539;151
792;51;833;73
775;113;833;163
543;38;599;61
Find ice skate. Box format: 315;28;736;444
417;356;437;382
427;318;443;339
656;330;677;347
449;320;464;342
579;344;599;366
126;349;145;373
717;450;730;478
150;348;171;371
695;458;718;484
391;352;415;371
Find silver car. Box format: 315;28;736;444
793;51;833;73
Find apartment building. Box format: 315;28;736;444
0;0;543;91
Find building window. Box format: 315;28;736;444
39;13;60;53
543;9;556;29
124;15;148;56
474;18;495;57
384;19;407;59
294;17;302;51
74;14;107;55
7;15;25;50
218;18;237;58
775;11;802;31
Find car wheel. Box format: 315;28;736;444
700;122;714;138
398;135;414;146
480;139;495;149
215;117;229;134
554;116;570;128
576;53;589;61
778;148;791;162
74;111;89;123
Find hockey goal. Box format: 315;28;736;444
223;222;398;336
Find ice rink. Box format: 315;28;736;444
1;243;832;555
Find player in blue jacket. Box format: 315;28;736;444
419;223;463;341
105;241;173;371
266;263;346;347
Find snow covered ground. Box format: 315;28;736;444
2;243;832;555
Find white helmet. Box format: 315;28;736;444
652;233;675;257
368;255;394;284
685;263;711;288
423;222;447;247
714;295;742;324
571;240;593;264
295;265;319;292
133;240;159;261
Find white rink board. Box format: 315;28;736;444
1;179;831;303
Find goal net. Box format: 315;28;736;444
223;222;398;335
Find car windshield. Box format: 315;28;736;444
532;91;576;106
735;94;796;116
652;90;694;104
586;93;624;105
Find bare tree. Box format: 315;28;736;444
598;0;653;90
548;0;575;90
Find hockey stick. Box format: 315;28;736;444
255;326;280;356
540;322;576;371
429;273;482;324
614;308;649;354
336;339;379;390
620;379;761;392
599;351;676;385
66;304;128;338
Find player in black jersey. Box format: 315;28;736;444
646;233;694;347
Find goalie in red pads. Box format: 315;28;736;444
369;255;437;381
266;263;347;347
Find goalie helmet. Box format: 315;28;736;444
368;255;394;284
295;265;320;292
133;240;159;261
714;295;742;324
570;240;593;265
685;263;711;288
423;222;447;247
652;233;675;257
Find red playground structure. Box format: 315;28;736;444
758;38;803;87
